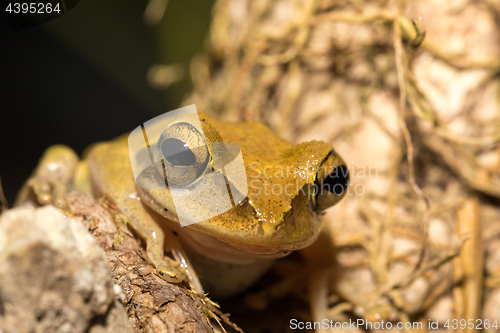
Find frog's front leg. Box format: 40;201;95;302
86;139;191;285
122;204;187;283
15;145;78;213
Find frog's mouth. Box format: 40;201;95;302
180;183;335;257
138;179;320;256
137;150;350;252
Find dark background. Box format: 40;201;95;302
0;0;215;203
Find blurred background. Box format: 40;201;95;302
0;0;214;203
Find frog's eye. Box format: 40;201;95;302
154;122;210;185
314;151;349;210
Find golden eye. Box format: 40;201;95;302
314;151;349;210
154;122;210;185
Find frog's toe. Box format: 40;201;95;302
27;177;71;213
28;178;52;205
51;180;71;211
155;265;186;283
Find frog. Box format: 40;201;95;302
16;107;349;299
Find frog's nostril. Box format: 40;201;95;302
322;165;349;196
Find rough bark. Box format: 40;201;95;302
66;192;213;333
0;193;213;333
0;205;134;333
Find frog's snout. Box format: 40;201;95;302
314;151;349;210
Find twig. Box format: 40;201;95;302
392;245;462;291
313;9;500;71
424;136;500;198
409;17;425;48
406;73;500;146
393;0;430;273
454;197;483;333
314;10;393;24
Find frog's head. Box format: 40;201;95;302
136;112;349;258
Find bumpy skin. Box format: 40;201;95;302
18;112;348;296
